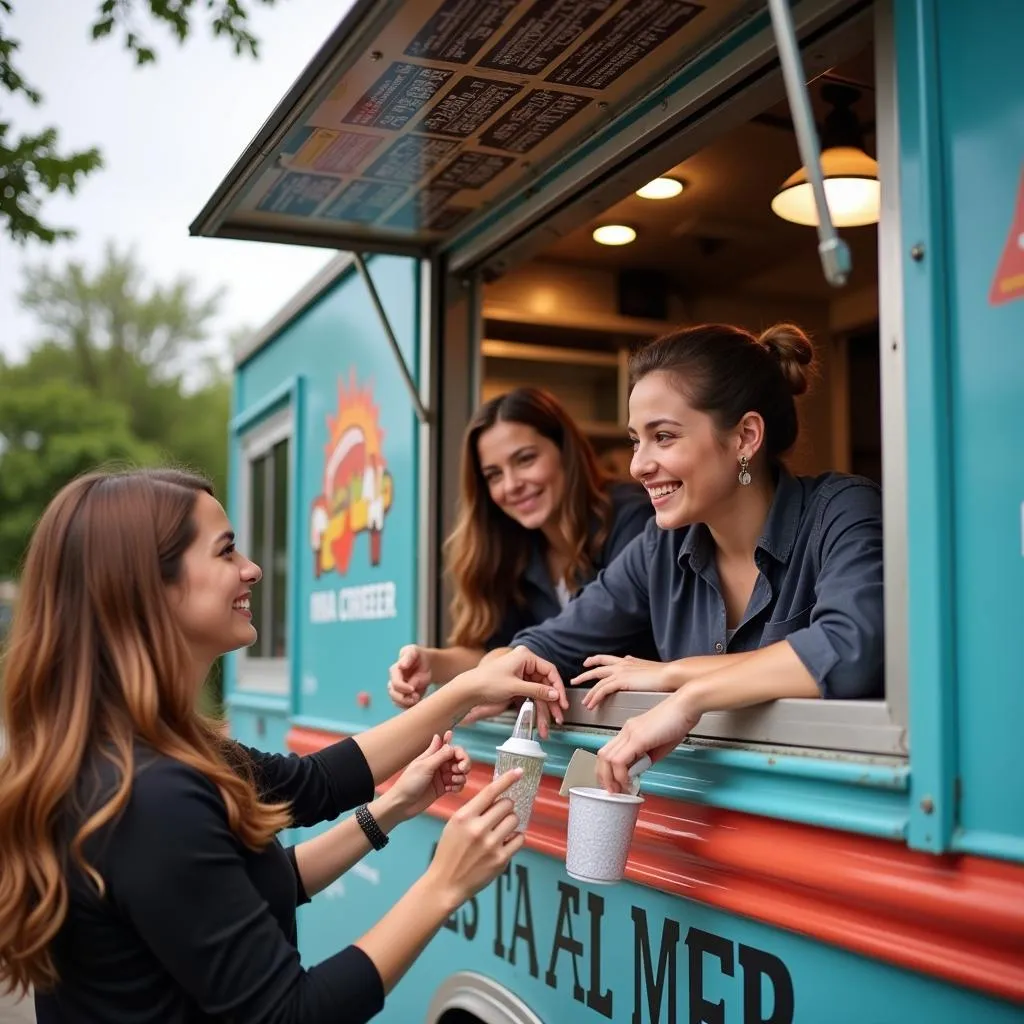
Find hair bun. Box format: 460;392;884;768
758;323;815;396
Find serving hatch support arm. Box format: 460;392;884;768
767;0;853;287
353;252;431;424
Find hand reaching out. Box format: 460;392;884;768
390;732;470;819
387;644;433;709
571;654;681;709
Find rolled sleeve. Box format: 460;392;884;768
786;483;885;699
512;526;656;680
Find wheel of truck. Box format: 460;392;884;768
426;972;544;1024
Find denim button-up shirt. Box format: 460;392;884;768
487;482;655;649
510;472;884;699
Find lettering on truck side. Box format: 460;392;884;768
428;846;795;1023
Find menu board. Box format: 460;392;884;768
204;0;763;248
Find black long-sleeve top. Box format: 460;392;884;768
34;738;384;1023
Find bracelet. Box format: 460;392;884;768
355;804;389;851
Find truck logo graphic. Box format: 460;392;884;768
309;371;394;577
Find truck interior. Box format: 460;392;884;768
477;42;880;489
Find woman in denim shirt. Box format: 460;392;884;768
491;323;884;790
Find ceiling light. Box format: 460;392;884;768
771;83;880;228
636;177;684;200
593;224;637;246
771;147;880;226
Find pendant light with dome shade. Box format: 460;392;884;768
771;82;880;228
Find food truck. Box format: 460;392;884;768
190;0;1024;1019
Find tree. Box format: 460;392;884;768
0;244;234;578
0;0;282;244
0;381;159;576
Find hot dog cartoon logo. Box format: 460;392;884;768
309;372;394;577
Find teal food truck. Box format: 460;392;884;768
191;0;1024;1020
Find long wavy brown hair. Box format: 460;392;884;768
0;469;291;997
446;388;612;647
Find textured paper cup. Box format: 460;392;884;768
493;738;546;833
565;786;643;884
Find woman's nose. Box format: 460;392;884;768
630;445;655;480
242;559;263;584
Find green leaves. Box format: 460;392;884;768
0;124;103;244
0;245;234;578
0;0;283;243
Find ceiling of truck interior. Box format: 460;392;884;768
536;45;879;303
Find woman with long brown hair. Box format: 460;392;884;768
387;386;654;718
0;468;567;1022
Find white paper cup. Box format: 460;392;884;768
565;786;644;884
493;740;546;833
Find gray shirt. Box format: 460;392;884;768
510;472;884;700
487;482;655;649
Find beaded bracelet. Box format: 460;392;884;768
355;804;389;851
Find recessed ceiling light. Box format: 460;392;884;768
592;224;637;246
635;177;684;200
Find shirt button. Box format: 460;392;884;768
714;641;724;653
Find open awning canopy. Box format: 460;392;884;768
189;0;773;257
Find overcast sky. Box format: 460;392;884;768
0;1;354;362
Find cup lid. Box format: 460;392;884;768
497;736;547;759
496;700;547;759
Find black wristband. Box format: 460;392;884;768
355;804;389;851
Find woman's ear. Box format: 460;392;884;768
735;411;766;461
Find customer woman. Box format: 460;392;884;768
387;386;654;717
0;469;567;1023
481;323;885;791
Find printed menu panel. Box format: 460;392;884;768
319;181;408;223
405;0;519;64
478;0;615;76
386;186;473;231
432;151;516;189
217;0;742;245
257;172;338;216
547;0;704;91
365;135;460;183
287;129;385;175
415;76;523;138
343;62;454;130
479;89;592;153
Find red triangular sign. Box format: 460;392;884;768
990;167;1024;306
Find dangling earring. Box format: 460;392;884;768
738;455;751;486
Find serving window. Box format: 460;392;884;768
440;3;907;760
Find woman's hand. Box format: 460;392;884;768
571;655;681;709
596;690;702;793
426;768;525;906
388;732;470;820
449;646;569;738
388;645;433;708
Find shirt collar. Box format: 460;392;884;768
676;470;802;571
523;539;552;591
757;470;801;564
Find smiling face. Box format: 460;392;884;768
476;420;566;532
628;370;745;530
167;491;263;669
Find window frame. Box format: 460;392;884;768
236;405;293;695
437;1;908;762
